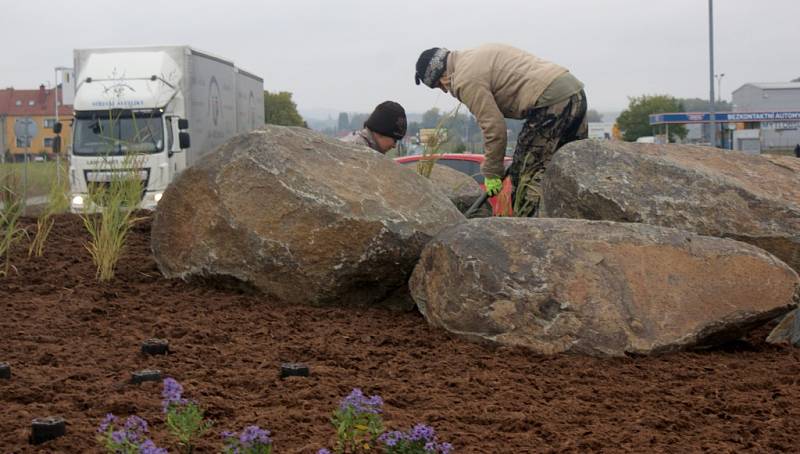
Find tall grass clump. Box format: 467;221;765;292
79;110;149;282
81;151;144;282
415;104;462;179
28;161;69;257
0;168;28;276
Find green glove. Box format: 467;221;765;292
484;177;503;197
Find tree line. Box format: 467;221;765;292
616;95;732;142
260;88;738;145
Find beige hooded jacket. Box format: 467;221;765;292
446;44;579;177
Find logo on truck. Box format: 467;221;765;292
249;91;256;129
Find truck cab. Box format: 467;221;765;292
69;49;190;211
71;109;191;210
68;46;263;212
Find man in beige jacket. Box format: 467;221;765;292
415;44;587;216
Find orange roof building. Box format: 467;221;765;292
0;85;73;160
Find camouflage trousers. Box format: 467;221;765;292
509;89;588;217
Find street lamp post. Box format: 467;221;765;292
715;72;725;148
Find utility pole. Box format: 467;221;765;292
708;0;717;147
54;68;61;186
53;67;70;186
54;68;59;124
715;72;726;148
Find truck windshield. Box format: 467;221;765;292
73;113;164;155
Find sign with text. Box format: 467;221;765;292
650;111;800;125
14;117;38;141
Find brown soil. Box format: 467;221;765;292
2;214;800;453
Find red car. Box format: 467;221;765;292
394;153;513;216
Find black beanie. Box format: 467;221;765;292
365;101;407;140
415;47;450;88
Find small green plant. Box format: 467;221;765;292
320;389;453;454
0;170;28;276
97;380;280;454
97;414;167;454
378;424;453;454
163;377;212;453
330;388;385;453
416;105;462;179
222;426;273;454
28;163;69;257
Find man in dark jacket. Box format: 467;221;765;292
794;144;800;158
415;43;587;216
340;101;407;154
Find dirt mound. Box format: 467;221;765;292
2;214;800;452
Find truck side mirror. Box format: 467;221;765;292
53;122;63;134
178;119;189;130
179;132;190;149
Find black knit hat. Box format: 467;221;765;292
415;47;450;88
365;101;407;140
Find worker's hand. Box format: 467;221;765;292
484;177;503;197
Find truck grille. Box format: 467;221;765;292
83;168;150;205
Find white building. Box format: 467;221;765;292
731;82;800;152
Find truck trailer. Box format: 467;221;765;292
69;45;264;211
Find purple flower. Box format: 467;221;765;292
317;449;331;454
111;415;149;444
162;377;183;401
339;388;383;414
124;415;149;435
239;425;271;446
409;423;436;442
378;430;406;447
221;430;236;439
379;424;452;453
111;429;127;444
138;439;168;454
98;413;118;433
162;377;188;412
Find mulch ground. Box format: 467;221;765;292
2;214;800;453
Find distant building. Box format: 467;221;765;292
419;128;447;146
731;82;800;152
588;122;614;140
0;85;73;161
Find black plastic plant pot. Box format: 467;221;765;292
141;339;169;356
280;362;310;378
0;362;10;379
131;369;162;384
30;417;66;445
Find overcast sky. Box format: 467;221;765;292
1;0;796;118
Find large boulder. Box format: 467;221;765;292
541;140;800;272
766;309;800;347
410;218;800;357
152;125;465;306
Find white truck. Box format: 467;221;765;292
69;45;264;211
